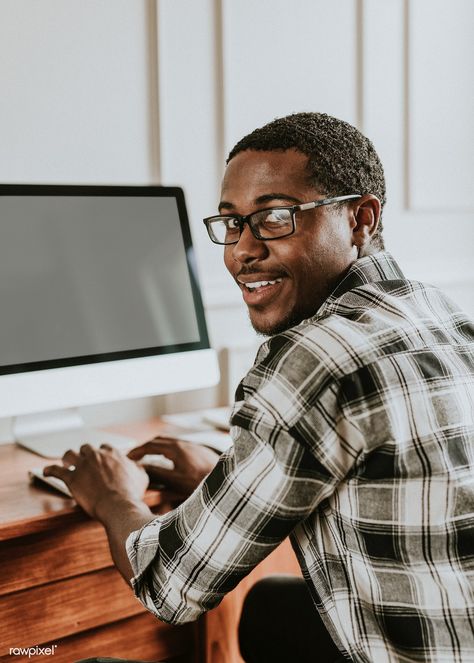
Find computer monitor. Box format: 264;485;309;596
0;184;219;457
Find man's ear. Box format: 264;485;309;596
351;195;381;251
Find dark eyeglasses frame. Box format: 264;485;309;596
203;194;362;245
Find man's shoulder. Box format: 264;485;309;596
248;307;383;397
235;309;391;435
263;281;408;369
254;275;472;382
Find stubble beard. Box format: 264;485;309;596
248;306;312;337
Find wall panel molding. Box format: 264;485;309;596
356;0;365;131
403;0;410;210
212;0;226;172
146;0;161;183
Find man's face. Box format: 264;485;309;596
221;149;358;335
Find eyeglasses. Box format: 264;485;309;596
203;194;361;245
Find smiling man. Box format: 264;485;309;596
216;148;377;335
46;113;474;663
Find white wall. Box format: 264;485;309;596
155;0;474;319
0;0;154;183
0;0;473;440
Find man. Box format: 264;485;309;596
45;113;474;662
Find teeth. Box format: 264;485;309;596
245;278;282;290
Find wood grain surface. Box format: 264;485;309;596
0;520;112;597
1;567;145;654
0;611;197;663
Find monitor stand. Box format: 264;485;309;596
14;408;135;459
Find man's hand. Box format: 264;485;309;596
44;444;150;522
128;437;220;498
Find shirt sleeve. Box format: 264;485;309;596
125;325;369;625
126;412;339;625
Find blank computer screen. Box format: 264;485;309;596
0;192;202;372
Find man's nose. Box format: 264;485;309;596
231;224;269;263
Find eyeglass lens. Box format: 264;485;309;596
209;208;293;244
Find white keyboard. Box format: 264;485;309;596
29;468;73;497
18;428;135;459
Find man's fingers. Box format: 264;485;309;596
144;464;177;488
79;443;95;456
43;464;74;484
128;438;176;461
62;449;79;467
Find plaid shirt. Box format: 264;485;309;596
127;252;474;662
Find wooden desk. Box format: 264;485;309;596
0;420;300;663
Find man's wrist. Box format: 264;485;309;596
95;491;153;530
92;492;155;584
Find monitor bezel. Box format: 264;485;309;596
0;183;211;376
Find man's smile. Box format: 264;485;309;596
237;273;286;306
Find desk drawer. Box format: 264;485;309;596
0;497;177;597
0;611;196;663
0;520;112;596
1;567;144;654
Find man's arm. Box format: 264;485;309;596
44;444;154;582
124;419;339;625
44;439;221;583
45;422;336;625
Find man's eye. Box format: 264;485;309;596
267;212;285;223
225;218;239;230
263;210;290;225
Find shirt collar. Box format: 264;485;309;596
314;251;406;320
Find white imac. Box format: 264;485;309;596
0;184;219;458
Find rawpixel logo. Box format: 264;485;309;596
9;644;58;658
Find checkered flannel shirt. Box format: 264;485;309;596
127;252;474;662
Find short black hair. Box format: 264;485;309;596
227;112;386;252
